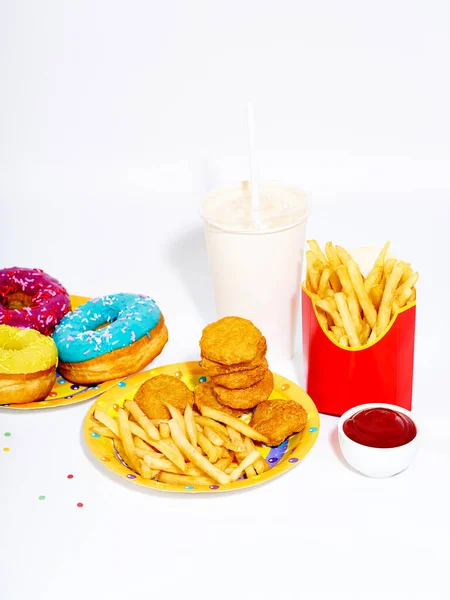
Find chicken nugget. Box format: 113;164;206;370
250;399;308;447
200;337;267;377
134;374;194;420
193;380;245;418
214;370;274;410
211;359;268;389
200;317;263;365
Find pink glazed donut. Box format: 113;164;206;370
0;267;71;335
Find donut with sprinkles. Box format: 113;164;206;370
0;267;71;335
53;293;168;384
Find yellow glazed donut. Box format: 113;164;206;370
0;325;58;405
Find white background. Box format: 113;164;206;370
1;1;450;599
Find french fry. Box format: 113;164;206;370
185;464;207;476
307;239;328;264
334;293;360;348
168;419;230;485
360;321;371;345
331;325;345;339
194;415;229;437
325;241;341;267
399;264;413;285
117;408;141;473
396;286;413;309
159;423;170;439
197;432;220;463
364;266;383;292
200;407;269;443
306;250;316;271
184;404;197;447
410;288;416;303
315;307;329;332
395;273;419;298
229;451;261;482
382;258;397;284
317;267;332;298
328;327;337;341
140;460;154;479
157;472;215;486
90;425;115;438
203;426;224;447
369;284;384;311
216;455;234;471
335;245;352;263
243;438;268;474
314;298;344;329
368;329;377;343
94;409;119;436
313;259;325;271
376;262;405;335
125;399;160;441
164;403;187;437
339;336;349;347
374;241;390;267
226;427;246;453
142;455;182;473
346;260;377;329
133;436;160;455
335;264;364;334
309;269;320;293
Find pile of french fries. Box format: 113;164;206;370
305;240;418;348
92;399;270;486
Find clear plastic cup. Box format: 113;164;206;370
201;181;308;361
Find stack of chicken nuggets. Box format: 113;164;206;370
195;317;274;416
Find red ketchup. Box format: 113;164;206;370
343;408;416;448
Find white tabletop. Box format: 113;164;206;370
1;2;450;599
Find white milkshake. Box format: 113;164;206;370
201;182;308;361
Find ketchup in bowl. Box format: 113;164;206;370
343;407;416;449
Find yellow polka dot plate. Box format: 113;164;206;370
2;296;121;410
84;362;320;493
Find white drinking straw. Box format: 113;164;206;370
247;101;261;226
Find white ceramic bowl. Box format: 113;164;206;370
338;403;419;478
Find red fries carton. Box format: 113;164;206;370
302;287;416;416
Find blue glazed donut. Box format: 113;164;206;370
53;293;168;384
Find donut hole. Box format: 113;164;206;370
93;316;118;331
0;292;34;310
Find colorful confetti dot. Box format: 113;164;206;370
77;502;84;508
281;384;290;391
126;474;136;479
4;432;11;437
91;385;100;390
268;457;278;464
117;382;126;387
199;376;207;383
57;378;66;384
185;485;194;490
49;392;57;397
91;432;100;438
67;474;74;479
174;371;182;378
70;384;80;390
209;485;219;490
308;427;318;433
101;457;110;462
113;404;119;411
39;495;46;500
66;395;73;399
3;447;10;452
289;457;299;463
